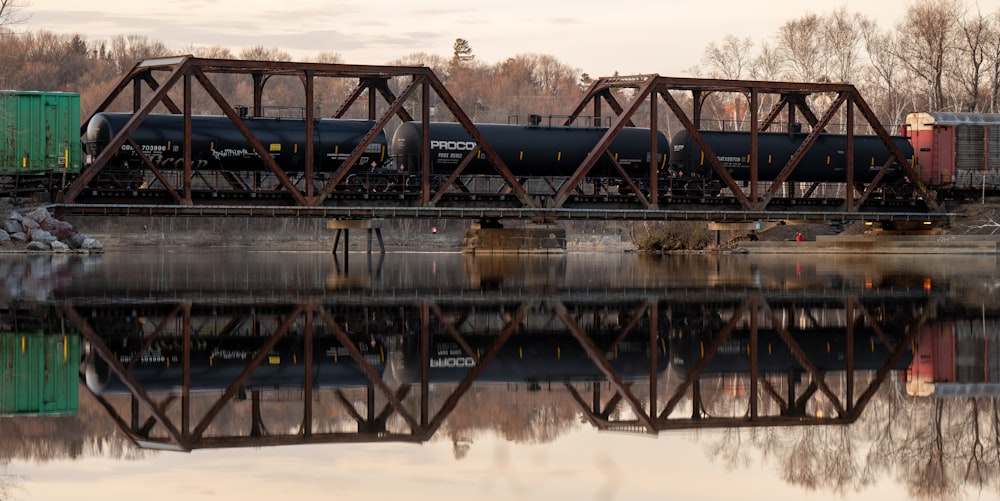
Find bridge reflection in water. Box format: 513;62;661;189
11;253;956;452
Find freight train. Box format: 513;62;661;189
7;90;1000;200
83;112;669;194
82;330;666;395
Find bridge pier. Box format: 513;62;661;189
462;221;566;254
327;219;385;259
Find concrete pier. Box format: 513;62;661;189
462;223;567;254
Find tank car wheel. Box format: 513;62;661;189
370;177;389;192
344;174;365;192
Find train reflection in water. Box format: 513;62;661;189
904;318;1000;398
84;334;387;396
6;252;995;452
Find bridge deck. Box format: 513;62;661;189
51;203;950;223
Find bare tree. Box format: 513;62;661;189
894;0;963;110
750;41;785;80
108;34;169;74
777;13;827;81
701;34;755;80
0;0;29;27
238;45;291;62
954;8;997;111
822;8;876;83
990;12;1000;112
863;28;912;126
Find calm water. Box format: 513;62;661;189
2;250;1000;501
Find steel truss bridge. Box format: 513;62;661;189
8;284;950;451
54;56;945;224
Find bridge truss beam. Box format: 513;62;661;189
62;56;535;208
562;75;939;212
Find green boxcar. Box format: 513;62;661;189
0;332;80;415
0;91;82;174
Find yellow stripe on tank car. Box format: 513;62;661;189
294;144;298;154
22;157;26;168
167;141;171;151
210;142;214;151
700;151;705;166
768;154;772;164
64;149;69;169
827;156;831;165
335;145;339;154
269;144;281;153
557;152;562;161
519;151;524;161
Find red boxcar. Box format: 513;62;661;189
904;112;1000;193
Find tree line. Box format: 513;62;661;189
0;0;997;131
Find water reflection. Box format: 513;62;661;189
2;252;1000;499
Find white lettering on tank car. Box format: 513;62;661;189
430;140;477;151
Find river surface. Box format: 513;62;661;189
2;250;1000;501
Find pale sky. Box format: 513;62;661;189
19;0;1000;78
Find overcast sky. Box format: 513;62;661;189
20;0;1000;78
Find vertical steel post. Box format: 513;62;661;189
183;73;193;204
304;71;315;201
750;89;759;207
421;78;431;206
649;92;659;207
846;99;855;211
252;73;264;117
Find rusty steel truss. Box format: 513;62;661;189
63;56;533;207
62;58;938;217
562;74;938;211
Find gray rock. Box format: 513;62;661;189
26;241;50;251
0;230;9;242
10;232;26;242
30;229;57;244
3;219;22;234
67;233;87;249
50;241;71;253
81;238;104;251
18;217;38;231
25;207;51;223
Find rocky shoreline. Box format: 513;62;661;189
0;207;103;253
